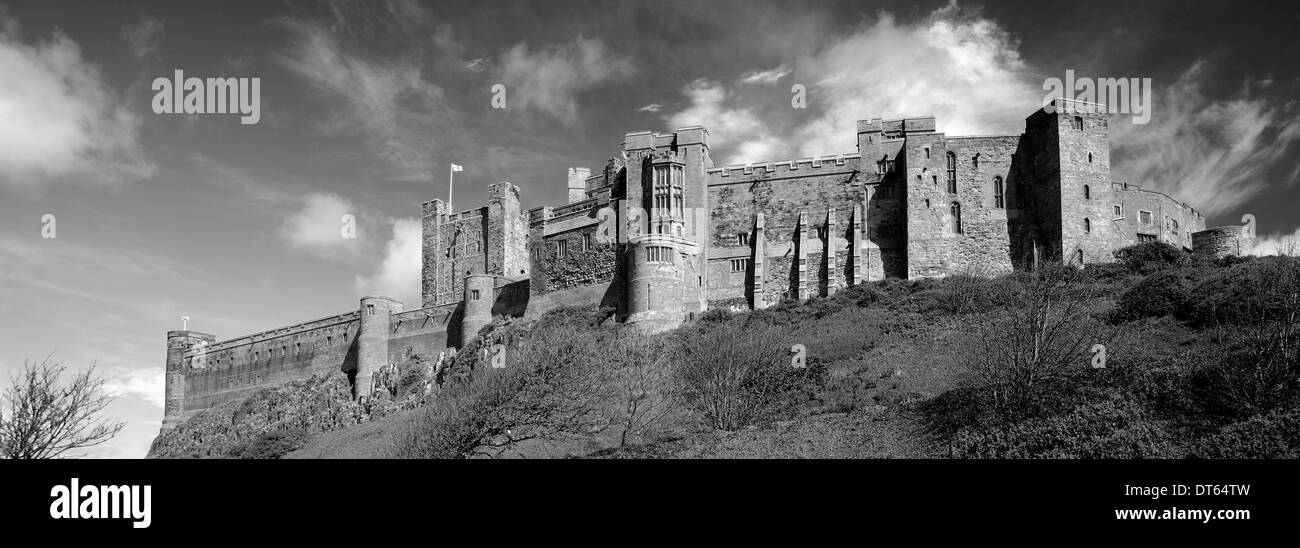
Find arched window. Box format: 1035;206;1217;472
1076;249;1085;265
993;176;1005;209
1084;218;1092;234
1088;152;1093;163
945;152;957;194
949;202;962;235
1083;184;1091;200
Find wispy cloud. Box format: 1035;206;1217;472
738;65;791;85
636;103;662;113
121;14;164;60
499;37;635;125
275;14;449;181
0;19;155;192
1111;62;1300;216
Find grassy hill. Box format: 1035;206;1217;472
150;243;1300;459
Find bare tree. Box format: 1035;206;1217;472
961;263;1110;420
0;356;126;459
607;331;675;447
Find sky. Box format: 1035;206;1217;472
1;0;1298;459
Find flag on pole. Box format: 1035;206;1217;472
451;163;464;172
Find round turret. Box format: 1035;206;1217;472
461;274;495;344
357;296;403;398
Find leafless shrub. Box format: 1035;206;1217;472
959;263;1111;421
607;331;675;447
391;324;613;458
1;356;125;459
1201;258;1300;416
674;326;788;431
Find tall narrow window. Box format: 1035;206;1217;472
653;165;670;215
1084;218;1092;234
950;202;963;235
1074;116;1084;130
1114;205;1123;217
1076;249;1085;264
738;232;749;246
671;164;684;215
471;289;481;300
1083;184;1091;200
946;152;957;194
582;233;592;251
556;240;568;257
971;153;979;169
366;304;375;316
993;176;1005;209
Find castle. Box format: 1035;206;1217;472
161;100;1256;427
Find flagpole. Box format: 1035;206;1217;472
448;163;454;213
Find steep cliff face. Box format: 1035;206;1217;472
148;359;436;459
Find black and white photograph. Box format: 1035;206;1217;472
0;0;1297;536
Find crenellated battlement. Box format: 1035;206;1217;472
708;153;860;181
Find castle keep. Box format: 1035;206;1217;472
162;100;1254;426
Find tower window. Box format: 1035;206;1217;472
730;259;748;272
945;152;957;194
971;153;980;169
1076;249;1085;264
366;304;375;316
645;246;673;263
1083;184;1091;200
738;232;749;246
471;289;481;300
1114;205;1123;217
993;176;1005;209
924;147;931;159
1084;218;1092;234
1074;116;1084;131
950;202;963;235
1088;152;1093;163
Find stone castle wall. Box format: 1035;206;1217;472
165;104;1233;429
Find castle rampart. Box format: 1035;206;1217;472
164;102;1249;431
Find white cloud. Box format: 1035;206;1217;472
121;14;164;59
637;103;662;113
738;65;791;85
660;3;1038;164
102;366;166;409
279;192;363;258
1111;63;1300;217
1250;226;1300;256
355;217;422;305
790;4;1038;157
500;37;635;124
464;58;488;72
0;24;155;192
666;79;782;164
